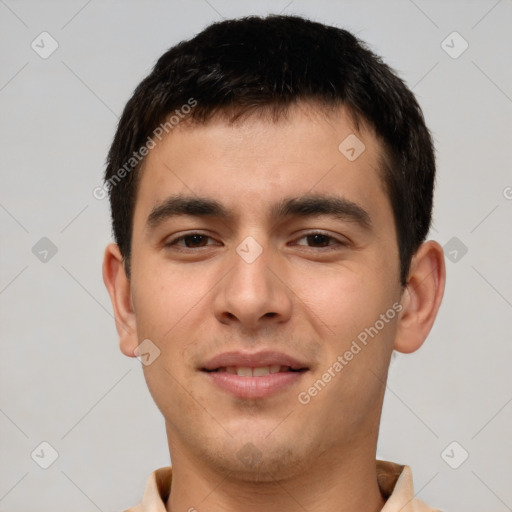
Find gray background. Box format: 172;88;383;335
1;1;511;511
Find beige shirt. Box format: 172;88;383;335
125;460;439;512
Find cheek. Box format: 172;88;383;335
292;263;398;399
130;266;208;416
297;269;397;416
291;265;385;342
131;259;208;341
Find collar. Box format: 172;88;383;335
128;459;439;512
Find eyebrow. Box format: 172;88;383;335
146;193;372;231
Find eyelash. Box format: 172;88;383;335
164;231;348;250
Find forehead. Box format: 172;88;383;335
133;103;393;233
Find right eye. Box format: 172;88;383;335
164;233;221;250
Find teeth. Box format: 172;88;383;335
253;366;270;376
221;366;292;376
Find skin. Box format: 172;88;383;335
103;102;445;512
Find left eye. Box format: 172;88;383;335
166;234;217;248
294;232;345;248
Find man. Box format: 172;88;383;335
102;14;445;512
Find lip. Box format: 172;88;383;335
201;350;309;371
200;350;310;399
204;371;306;399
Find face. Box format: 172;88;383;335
124;104;404;479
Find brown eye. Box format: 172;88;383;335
165;233;218;249
294;232;346;248
180;234;209;248
305;233;332;247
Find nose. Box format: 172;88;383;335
212;240;293;331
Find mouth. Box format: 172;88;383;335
202;365;307;376
200;351;310;399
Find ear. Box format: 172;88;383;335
102;243;138;357
394;240;446;354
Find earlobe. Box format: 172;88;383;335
102;243;139;357
394;240;446;354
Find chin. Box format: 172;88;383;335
200;432;314;482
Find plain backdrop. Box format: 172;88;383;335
1;1;511;511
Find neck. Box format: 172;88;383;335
165;443;386;512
